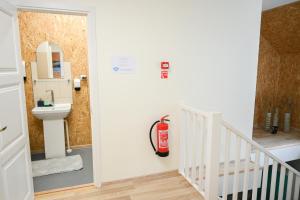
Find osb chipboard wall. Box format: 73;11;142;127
254;1;300;130
261;1;300;54
278;54;300;129
253;37;281;128
18;11;92;151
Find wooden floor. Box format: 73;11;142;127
35;171;204;200
253;128;300;149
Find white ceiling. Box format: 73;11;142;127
263;0;299;10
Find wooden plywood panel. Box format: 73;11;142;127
261;1;300;54
254;2;300;130
254;37;281;128
278;54;300;129
18;11;91;151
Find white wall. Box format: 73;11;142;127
262;0;298;10
12;0;262;182
96;0;184;182
177;0;262;138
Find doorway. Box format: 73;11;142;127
16;4;101;193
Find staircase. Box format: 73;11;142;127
179;105;300;200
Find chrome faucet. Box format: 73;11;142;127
46;90;55;105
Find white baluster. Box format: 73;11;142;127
285;171;293;200
242;143;251;200
261;155;269;200
184;111;190;177
252;149;260;200
222;128;231;200
186;111;192;178
278;165;286;200
270;160;278;200
294;176;300;200
191;113;197;183
179;110;186;175
233;136;241;200
198;116;205;191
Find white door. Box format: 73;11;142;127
0;0;34;200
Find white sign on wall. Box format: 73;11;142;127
112;56;136;74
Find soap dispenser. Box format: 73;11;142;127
74;78;81;91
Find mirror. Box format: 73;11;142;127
36;41;64;79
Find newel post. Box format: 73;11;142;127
205;112;222;200
179;108;185;175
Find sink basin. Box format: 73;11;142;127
32;104;71;120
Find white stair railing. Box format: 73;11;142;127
222;121;300;200
179;104;300;200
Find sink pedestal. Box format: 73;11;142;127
43;119;66;159
32;104;71;159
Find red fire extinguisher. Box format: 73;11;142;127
149;115;170;157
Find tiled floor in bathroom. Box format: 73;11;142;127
31;146;93;192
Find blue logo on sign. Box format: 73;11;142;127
113;67;119;71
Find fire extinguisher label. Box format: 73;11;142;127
158;130;168;149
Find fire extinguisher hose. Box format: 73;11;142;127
149;120;160;152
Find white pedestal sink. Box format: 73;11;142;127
32;104;71;159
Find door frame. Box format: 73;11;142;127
13;1;102;187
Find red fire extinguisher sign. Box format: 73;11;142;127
161;62;169;79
